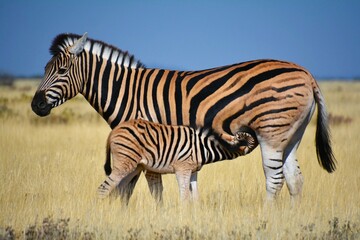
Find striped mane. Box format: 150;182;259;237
49;33;144;69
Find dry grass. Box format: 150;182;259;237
0;80;359;239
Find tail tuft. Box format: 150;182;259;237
315;94;337;173
104;136;112;176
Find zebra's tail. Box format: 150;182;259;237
313;79;337;173
104;134;112;176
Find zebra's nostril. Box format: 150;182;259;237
38;101;47;109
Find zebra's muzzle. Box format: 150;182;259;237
31;90;52;117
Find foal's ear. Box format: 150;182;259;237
69;32;88;55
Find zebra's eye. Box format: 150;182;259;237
58;68;67;75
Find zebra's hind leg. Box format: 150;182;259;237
282;105;313;205
145;171;163;203
283;141;304;205
260;142;286;201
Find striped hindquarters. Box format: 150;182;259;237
133;60;316;149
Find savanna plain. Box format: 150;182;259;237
0;80;359;239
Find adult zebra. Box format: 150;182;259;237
31;33;336;203
98;119;253;201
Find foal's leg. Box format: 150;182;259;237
145;171;163;203
98;152;138;199
98;166;137;198
175;169;193;201
116;166;143;204
189;172;199;201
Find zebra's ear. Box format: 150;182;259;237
69;32;88;55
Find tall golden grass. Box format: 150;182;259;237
0;80;359;239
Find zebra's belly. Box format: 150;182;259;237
139;161;176;174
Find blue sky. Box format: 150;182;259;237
0;1;359;78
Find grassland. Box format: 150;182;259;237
0;80;359;239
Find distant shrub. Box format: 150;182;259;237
0;104;17;119
23;217;94;240
0;226;15;240
324;217;360;240
29;109;75;125
25;217;70;240
328;113;353;126
0;72;15;86
0;97;9;105
19;93;34;102
1;216;360;240
29;108;103;125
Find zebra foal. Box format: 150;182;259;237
97;119;257;200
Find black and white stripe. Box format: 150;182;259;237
97;119;255;200
32;33;336;203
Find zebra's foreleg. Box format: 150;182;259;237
175;169;193;201
144;171;163;203
260;143;285;201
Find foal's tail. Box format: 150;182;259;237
104;134;112;176
312;78;337;173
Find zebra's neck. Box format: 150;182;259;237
79;39;144;128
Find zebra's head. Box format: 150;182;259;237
31;33;88;117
